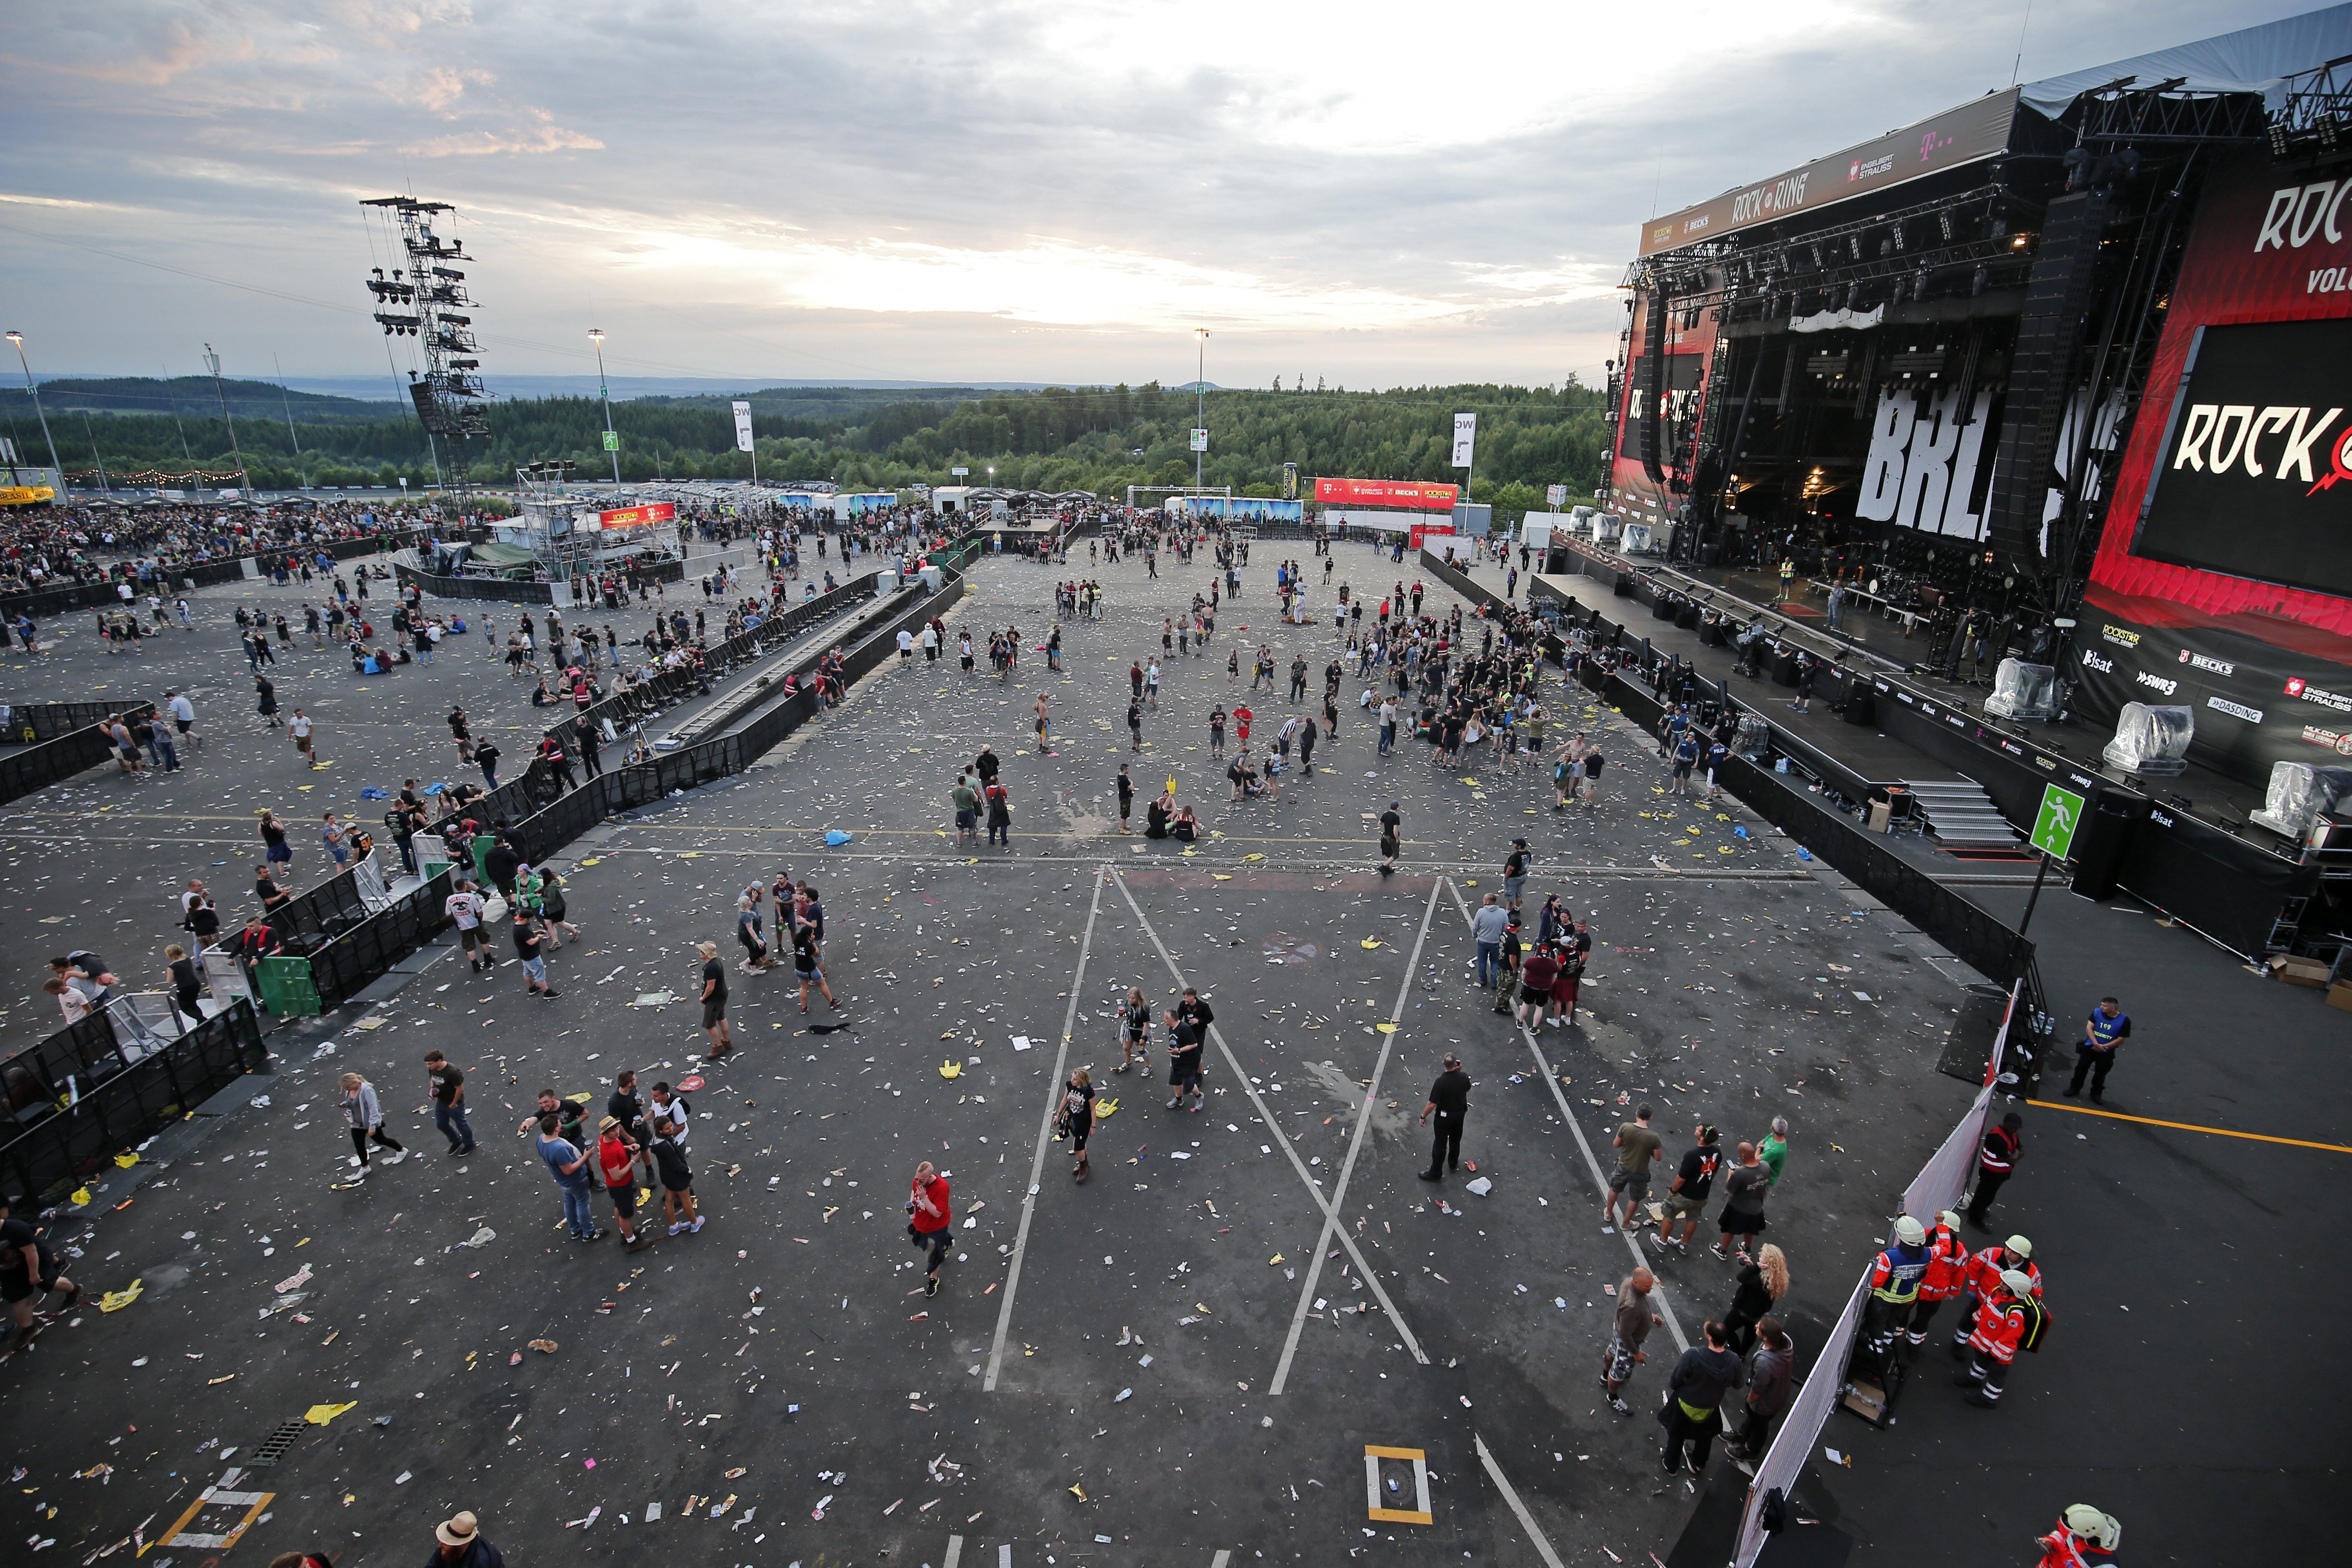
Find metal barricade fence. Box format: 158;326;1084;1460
0;702;158;807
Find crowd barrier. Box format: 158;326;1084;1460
0;702;158;807
1;700;141;744
1729;985;2017;1566
293;565;971;1010
0;529;427;620
0;997;268;1204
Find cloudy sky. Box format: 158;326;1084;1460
0;0;2310;393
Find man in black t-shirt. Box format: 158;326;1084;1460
1418;1054;1473;1181
1116;765;1134;834
0;1195;79;1342
1164;1011;1204;1111
424;1049;475;1154
1176;988;1214;1074
696;940;732;1059
1656;1125;1722;1255
1380;803;1402;875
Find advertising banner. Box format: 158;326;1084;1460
1450;412;1477;470
1314;476;1460;509
2083;147;2352;782
593;501;677;531
1407;521;1455;552
1640;89;2017;257
731;400;755;453
1607;288;1719;525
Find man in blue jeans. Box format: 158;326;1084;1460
1471;893;1509;988
424;1050;476;1155
536;1113;603;1241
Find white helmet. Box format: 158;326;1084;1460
1999;1268;2037;1297
2062;1504;2121;1550
1893;1215;1926;1246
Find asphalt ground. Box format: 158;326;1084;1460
0;544;845;1048
0;542;2000;1568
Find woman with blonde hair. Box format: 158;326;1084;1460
1117;986;1151;1073
1720;1242;1788;1357
340;1072;408;1174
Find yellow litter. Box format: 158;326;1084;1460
305;1401;358;1426
939;1060;962;1080
98;1279;143;1313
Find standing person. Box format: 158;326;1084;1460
1715;1141;1772;1259
1908;1209;1970;1351
475;737;502;791
0;1193;79;1349
1057;1068;1096;1181
1654;1124;1723;1255
1116;764;1135;834
2063;996;2130;1102
1164;1005;1204;1112
1661;1320;1744;1475
1757;1116;1791;1187
1502;838;1529;912
594;1117;654;1252
512;908;557;999
254;671;280;727
338;1072;407;1174
649;1116;701;1236
950;772;979;848
1787;655;1817;715
1033;691;1053;751
1966;1111;2025;1227
1378;695;1397;757
164;941;203;1018
608;1068;655;1186
1724;1318;1795;1469
448;705;475;763
1857;1216;1931;1374
289;707;320;769
1952;1269;2044;1409
694;941;732;1058
536;1113;602;1241
1378;800;1402;876
258;809;293;881
1516;942;1560;1030
1470;893;1508;989
736;887;773;973
427;1510;503;1568
1117;985;1152;1073
792;918;838;1013
906;1160;952;1295
1604;1104;1662;1232
1600;1268;1664;1415
1416;1052;1471;1181
423;1050;475;1155
446;877;491;974
1127;696;1144;752
985;777;1012;848
1719;1243;1788;1356
1208;704;1227;758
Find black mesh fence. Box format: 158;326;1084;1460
0;703;157;806
0;999;268;1203
0;701;139;744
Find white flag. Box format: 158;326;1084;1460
731;400;755;453
1451;412;1477;470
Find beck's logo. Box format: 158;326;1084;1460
2135;670;2179;696
2179;650;2236;676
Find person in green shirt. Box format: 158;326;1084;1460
950;774;979;850
1758;1117;1790;1185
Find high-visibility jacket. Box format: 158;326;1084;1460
1918;1224;1970;1301
1963;1245;2042;1300
2034;1519;2112;1568
1867;1240;1929;1304
1978;1123;2020;1176
1966;1293;2031;1365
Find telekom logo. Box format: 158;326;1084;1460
1920;130;1953;162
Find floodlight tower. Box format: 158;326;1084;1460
362;196;489;491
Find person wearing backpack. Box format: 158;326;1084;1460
1952;1268;2047;1409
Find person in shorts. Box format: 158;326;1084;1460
1165;1009;1204;1111
1671;731;1701;796
595;1116;653;1251
1655;1124;1723;1255
696;941;732;1058
445;878;490;974
1118;985;1151;1072
1502;838;1529;911
651;1116;701;1234
0;1193;80;1346
1601;1267;1663;1415
1057;1068;1095;1181
1605;1104;1661;1231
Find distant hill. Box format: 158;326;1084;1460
1;376;391;425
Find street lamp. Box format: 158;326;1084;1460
5;332;66;494
589;328;619;486
1193;328;1210;494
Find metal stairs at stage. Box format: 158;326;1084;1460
1902;777;2026;853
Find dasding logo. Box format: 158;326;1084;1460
2207;696;2264;723
2179;649;2237;676
2135;670;2179;696
2101;625;2141;648
2080;649;2114;674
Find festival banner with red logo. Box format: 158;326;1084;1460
2082;147;2352;783
592;501;677;531
1313;477;1459;509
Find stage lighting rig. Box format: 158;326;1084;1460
360;196;489;441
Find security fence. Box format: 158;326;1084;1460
0;703;157;807
0;997;267;1204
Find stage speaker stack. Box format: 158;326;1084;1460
1637;288;1669;485
2068;790;2148;902
1838;677;1877;726
1983;190;2111;565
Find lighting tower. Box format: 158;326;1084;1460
361;196;489;490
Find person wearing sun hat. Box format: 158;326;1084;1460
427;1509;504;1568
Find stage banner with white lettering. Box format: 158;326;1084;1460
2081;146;2352;784
731;400;755;453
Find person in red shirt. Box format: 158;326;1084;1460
1952;1269;2043;1407
2034;1504;2120;1567
1233;704;1254;745
1906;1209;1970;1349
595;1116;652;1252
907;1160;953;1297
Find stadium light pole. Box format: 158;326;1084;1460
589;328;620;486
1193;328;1210;494
6;332;67;492
202;343;251;496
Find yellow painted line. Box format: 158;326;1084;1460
2025;1099;2352;1155
1364;1445;1426;1461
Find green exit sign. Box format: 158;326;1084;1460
2029;783;2085;860
602;431;620;452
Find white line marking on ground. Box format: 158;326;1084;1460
1268;877;1443;1395
1475;1433;1566;1568
1440;876;1689;1354
983;864;1108;1392
1112;872;1427;1365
